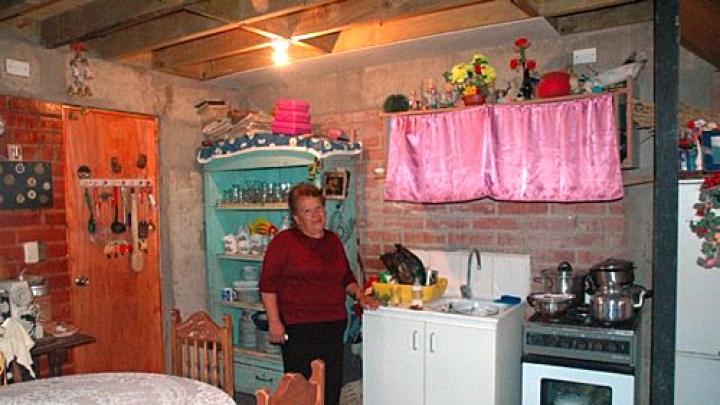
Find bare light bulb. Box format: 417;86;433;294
272;38;290;66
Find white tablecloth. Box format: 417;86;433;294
0;372;236;404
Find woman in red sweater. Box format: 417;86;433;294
260;183;378;405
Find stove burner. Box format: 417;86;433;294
528;305;639;331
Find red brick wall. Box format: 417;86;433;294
317;110;628;275
0;95;71;326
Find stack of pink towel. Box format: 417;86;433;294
271;99;312;135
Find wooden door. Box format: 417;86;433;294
63;107;163;373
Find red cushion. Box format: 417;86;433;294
537;71;570;98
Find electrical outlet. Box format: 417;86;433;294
5;58;30;77
573;48;597;65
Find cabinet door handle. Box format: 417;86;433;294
429;332;437;353
412;330;420;351
255;375;274;383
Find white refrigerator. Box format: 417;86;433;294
676;180;720;404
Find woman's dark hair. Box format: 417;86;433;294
288;182;325;215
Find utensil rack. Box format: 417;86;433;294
79;179;152;188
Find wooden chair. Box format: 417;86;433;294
255;359;325;405
170;309;234;397
0;352;6;385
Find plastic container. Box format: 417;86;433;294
233;280;260;303
372;278;448;304
242;265;260;281
411;278;423;309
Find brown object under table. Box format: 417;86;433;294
12;333;96;381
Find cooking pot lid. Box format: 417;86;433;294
540;261;587;278
590;258;634;272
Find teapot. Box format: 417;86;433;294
590;282;646;323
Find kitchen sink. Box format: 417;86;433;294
426;297;501;317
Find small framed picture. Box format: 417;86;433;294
323;170;349;200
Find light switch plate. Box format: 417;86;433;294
5;58;30;77
573;48;597;65
23;241;40;264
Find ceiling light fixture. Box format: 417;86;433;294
271;38;290;66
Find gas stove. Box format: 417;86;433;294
523;306;641;370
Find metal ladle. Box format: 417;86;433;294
111;186;126;234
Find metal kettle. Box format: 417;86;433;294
590;282;646;323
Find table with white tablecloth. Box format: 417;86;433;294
0;372;236;404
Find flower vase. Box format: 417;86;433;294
520;67;533;99
463;93;485;106
687;149;698;171
695;139;704;171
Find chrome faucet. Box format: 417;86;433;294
460;249;480;299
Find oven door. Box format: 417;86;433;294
522;362;634;405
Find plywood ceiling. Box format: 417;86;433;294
1;0;712;81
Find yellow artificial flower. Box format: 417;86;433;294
472;53;489;64
483;65;496;84
451;63;469;83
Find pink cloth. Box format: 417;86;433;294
276;99;310;112
275;109;311;123
384;94;623;203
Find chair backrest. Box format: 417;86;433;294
170;309;234;397
255;359;325;405
0;352;6;385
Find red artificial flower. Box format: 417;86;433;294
702;173;720;189
678;138;694;149
515;37;530;49
70;42;87;53
696;207;706;217
526;59;537;71
687;120;696;129
697;227;709;236
510;58;520;70
474;64;483;74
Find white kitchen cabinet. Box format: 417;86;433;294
363;305;522;405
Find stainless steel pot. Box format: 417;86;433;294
527;292;575;318
588;258;635;289
590;282;646;323
533;261;587;303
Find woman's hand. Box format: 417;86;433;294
356;293;380;310
268;320;287;344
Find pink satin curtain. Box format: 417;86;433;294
384;94;624;203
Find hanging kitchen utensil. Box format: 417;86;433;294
136;153;147;169
110;186;126;234
77;165;91;179
130;191;143;272
83;188;96;235
110;157;122;174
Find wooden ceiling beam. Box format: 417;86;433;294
152;28;269;69
0;0;60;22
184;0;340;24
178;44;329;80
548;0;652;35
331;1;527;52
40;0;187;48
680;0;720;68
179;1;527;80
513;0;635;17
87;12;224;60
252;0;492;40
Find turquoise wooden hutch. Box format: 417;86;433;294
198;134;362;394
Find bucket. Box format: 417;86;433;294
238;311;257;349
252;312;281;354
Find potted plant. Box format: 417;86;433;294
443;53;496;106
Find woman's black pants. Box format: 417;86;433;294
282;320;346;405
